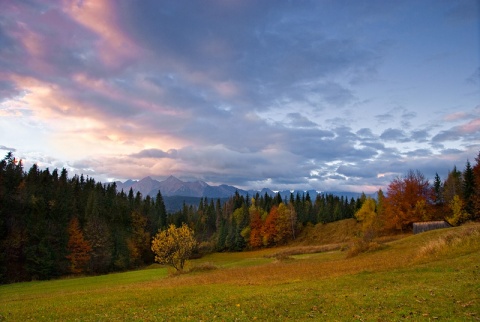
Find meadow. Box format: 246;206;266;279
0;221;479;321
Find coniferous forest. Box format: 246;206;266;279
1;151;479;284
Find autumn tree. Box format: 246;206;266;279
384;170;434;232
354;198;379;241
245;200;264;248
261;205;279;246
274;203;297;244
446;195;469;226
66;217;92;274
151;224;197;272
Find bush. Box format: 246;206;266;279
346;238;382;258
197;241;216;255
151;224;197;272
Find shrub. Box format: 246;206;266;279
346;238;382;258
151;224;197;272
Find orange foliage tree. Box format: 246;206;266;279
66;217;92;274
262;205;278;246
384;170;434;232
247;202;264;248
259;203;297;247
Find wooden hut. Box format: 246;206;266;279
413;221;452;234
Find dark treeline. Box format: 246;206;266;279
0;152;364;283
0;152;167;283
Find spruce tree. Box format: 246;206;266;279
463;160;475;216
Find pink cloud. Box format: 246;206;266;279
62;0;142;70
444;111;469;122
459;118;480;134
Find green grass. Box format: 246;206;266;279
1;222;479;321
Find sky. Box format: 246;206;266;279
1;0;479;193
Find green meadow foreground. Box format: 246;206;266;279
1;222;479;321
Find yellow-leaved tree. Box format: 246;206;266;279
354;197;378;241
446;195;469;226
151;223;197;272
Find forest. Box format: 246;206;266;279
0;151;479;284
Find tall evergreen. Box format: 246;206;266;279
463;160;475;216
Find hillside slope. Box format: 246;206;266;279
1;223;478;321
292;218;361;246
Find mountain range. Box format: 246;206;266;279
114;175;367;201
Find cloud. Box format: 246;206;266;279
356;128;375;138
432;118;480;143
466;67;480;84
118;1;381;112
445;0;480;23
406;149;432;158
380;128;409;142
315;82;356;107
62;0;142;71
130;149;175;159
444;111;471;122
0;0;382;160
375;112;394;124
411;129;429;142
1;0;478;193
0;145;16;152
401;110;417;128
284;113;318;128
336;164;380;179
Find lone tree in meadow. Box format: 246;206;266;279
151;223;197;272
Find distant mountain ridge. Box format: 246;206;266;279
114;176;368;201
115;175;238;199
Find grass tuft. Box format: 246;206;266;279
346;238;384;258
265;244;342;259
416;223;480;260
189;262;219;272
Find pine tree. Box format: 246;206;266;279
84;217;113;273
463;160;475;217
472;151;480;220
127;210;151;267
155;191;167;230
443;166;463;205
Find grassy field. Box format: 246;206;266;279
0;221;479;321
